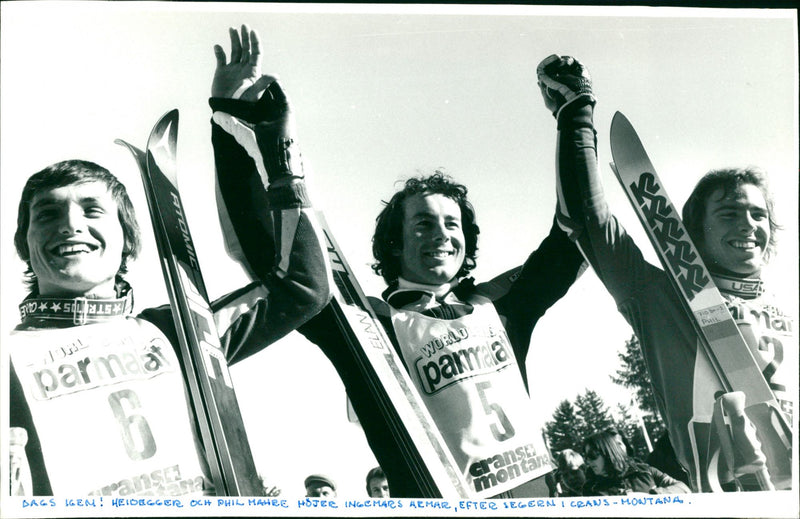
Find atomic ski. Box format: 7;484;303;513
318;213;471;498
609;111;792;491
116;110;261;495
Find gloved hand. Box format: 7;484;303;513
537;54;595;119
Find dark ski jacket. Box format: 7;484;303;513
553;100;794;491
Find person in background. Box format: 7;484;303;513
365;466;391;497
304;474;337;497
553;449;586;497
582;429;691;496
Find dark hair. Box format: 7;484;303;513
365;466;386;495
583;428;631;479
371;171;480;284
14;160;141;291
682;166;779;264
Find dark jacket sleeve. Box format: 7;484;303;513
554;100;662;307
142;94;332;364
487;216;585;371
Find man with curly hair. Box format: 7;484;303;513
359;171;585;498
218;36;586;498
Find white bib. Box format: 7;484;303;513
9;318;211;496
390;296;552;497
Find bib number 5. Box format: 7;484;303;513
476;381;515;442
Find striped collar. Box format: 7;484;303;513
712;273;765;299
18;289;134;326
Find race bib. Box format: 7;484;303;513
391;298;552;497
9;319;211;496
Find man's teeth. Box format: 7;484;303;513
730;241;756;250
426;251;452;258
55;244;92;255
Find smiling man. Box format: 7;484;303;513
7;26;330;496
218;64;587;496
540;54;795;492
24;179;128;299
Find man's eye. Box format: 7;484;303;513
85;206;106;217
33;209;57;221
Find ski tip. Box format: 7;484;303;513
157;109;179;129
114;138;142;155
610;111;635;141
160;108;179;127
611;111;629;128
148;109;179;151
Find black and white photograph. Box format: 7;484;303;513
1;2;797;517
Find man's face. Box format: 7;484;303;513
584;449;606;476
397;193;466;285
700;183;770;277
26;181;124;298
306;484;335;497
367;476;390;498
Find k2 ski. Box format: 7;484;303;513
609;111;791;491
318;213;472;498
116;110;261;495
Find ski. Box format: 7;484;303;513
318;213;472;498
116;110;261;496
609;111;792;491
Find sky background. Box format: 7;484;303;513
1;1;797;503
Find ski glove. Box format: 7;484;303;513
537;54;595;120
211;80;304;189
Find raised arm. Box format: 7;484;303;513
537;54;660;303
208;26;331;363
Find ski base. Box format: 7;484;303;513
116;110;261;496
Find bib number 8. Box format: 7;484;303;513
476;381;515;442
109;390;157;460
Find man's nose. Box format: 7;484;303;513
431;221;449;242
58;205;85;235
738;212;757;233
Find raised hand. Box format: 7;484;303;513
536;54;595;119
212;25;275;100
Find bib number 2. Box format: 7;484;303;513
109;390;157;460
476;381;515;442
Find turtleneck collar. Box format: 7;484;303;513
397;277;459;298
384;278;458;308
711;272;765;299
19;282;134;326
